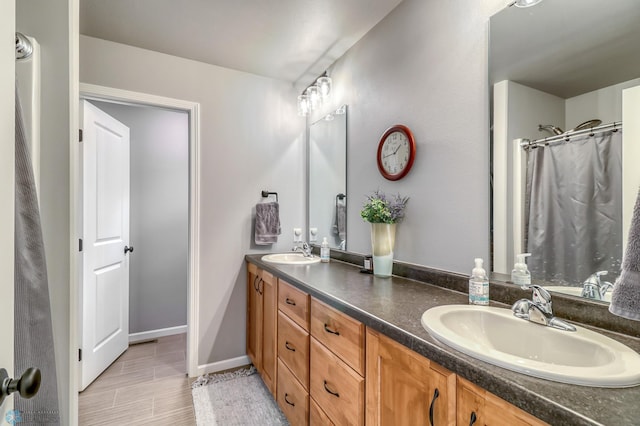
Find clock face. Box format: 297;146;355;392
377;125;416;180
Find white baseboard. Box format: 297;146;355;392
129;325;188;343
195;355;251;377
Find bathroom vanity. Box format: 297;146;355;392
246;254;640;425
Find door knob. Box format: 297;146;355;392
124;246;134;254
0;367;41;406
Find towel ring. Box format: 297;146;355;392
261;190;278;203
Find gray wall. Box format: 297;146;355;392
17;0;73;423
90;101;189;334
308;0;506;275
80;35;305;366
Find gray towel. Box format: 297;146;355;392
255;202;281;245
333;202;346;241
15;87;61;423
609;187;640;321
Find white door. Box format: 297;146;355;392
80;100;131;391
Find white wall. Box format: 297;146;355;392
89;101;189;335
566;77;640;126
80;35;305;367
17;1;74;423
0;0;16;421
310;0;505;273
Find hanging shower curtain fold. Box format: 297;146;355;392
524;130;623;286
15;88;60;424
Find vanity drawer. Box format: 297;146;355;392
277;359;309;426
310;298;365;375
310;398;334;426
310;337;364;426
279;279;310;331
278;311;310;390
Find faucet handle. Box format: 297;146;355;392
523;284;552;315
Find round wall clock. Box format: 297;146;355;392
377;124;416;181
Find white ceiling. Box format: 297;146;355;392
490;0;640;98
80;0;404;88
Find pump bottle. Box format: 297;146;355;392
469;258;489;305
511;253;532;287
320;237;330;263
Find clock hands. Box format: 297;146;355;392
383;144;403;158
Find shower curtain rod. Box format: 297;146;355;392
15;32;33;59
519;121;622;149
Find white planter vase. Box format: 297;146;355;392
370;223;396;277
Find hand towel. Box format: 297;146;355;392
332;202;347;241
609;187;640;321
255;202;281;245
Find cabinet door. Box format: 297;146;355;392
261;269;278;396
366;328;456;426
457;377;548;426
246;263;262;369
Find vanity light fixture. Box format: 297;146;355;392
510;0;543;7
297;72;332;117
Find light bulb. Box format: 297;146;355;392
317;76;332;99
297;94;309;116
306;85;320;111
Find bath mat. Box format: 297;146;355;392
191;366;288;425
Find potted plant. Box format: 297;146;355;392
360;190;409;277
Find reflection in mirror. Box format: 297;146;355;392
489;0;640;303
308;105;347;250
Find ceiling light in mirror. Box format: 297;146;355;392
510;0;543;7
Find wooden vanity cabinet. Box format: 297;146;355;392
310;298;366;425
246;263;277;395
276;279;311;425
247;262;549;426
457;377;548;426
366;328;456;426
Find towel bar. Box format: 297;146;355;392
261;190;278;203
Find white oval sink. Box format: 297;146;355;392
421;305;640;387
261;253;321;265
545;286;612;302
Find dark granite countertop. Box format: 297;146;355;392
246;254;640;426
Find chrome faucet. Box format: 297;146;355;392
512;285;576;331
581;271;614;301
292;242;313;258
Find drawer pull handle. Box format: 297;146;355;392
323;380;340;398
285;341;296;352
323;324;340;335
284;393;295;406
285;298;296;306
253;276;260;292
257;278;263;295
469;411;477;426
429;388;439;426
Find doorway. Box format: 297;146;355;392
75;84;200;391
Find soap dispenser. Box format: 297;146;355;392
320;237;330;263
469;258;489;306
511;253;532;287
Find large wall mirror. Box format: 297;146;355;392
489;0;640;303
308;105;347;250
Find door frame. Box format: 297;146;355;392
75;83;201;380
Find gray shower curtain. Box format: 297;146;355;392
525;130;622;286
15;88;60;424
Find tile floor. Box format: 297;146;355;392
78;333;196;425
